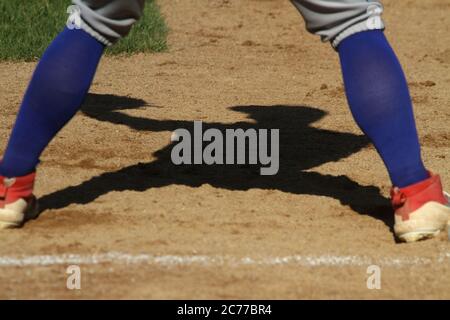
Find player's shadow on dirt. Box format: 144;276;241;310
39;93;393;230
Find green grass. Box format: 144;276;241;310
0;0;168;61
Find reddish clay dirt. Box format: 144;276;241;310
0;0;449;299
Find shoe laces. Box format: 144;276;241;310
0;182;7;208
391;187;407;209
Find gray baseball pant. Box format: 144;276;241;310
72;0;384;48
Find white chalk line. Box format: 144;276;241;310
0;251;449;268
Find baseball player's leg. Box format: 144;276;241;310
0;0;145;229
291;0;385;48
72;0;145;46
292;0;450;242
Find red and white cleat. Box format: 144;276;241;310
0;172;38;229
392;173;450;243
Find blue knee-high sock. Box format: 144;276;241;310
0;28;105;177
338;30;428;188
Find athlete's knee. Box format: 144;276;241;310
291;0;384;48
71;0;145;46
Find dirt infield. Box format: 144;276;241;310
0;0;450;299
